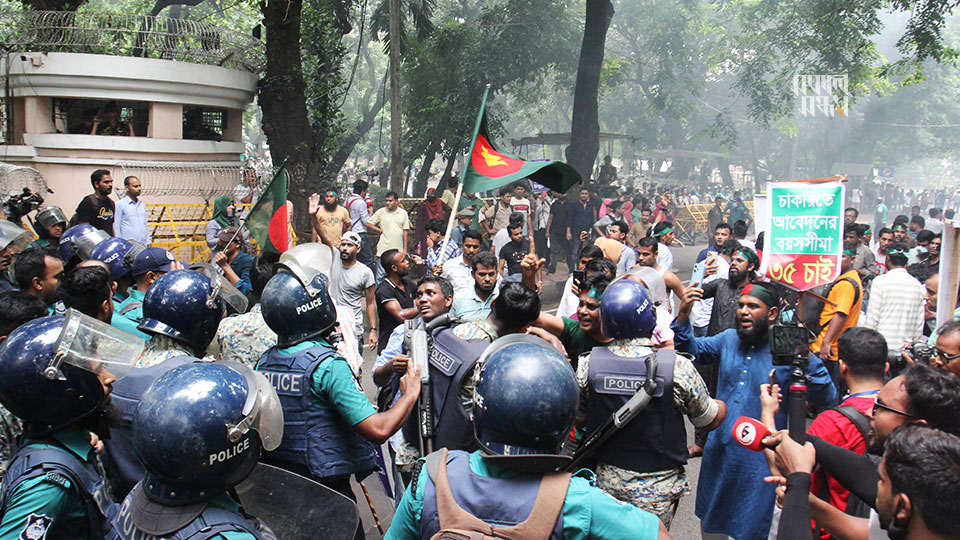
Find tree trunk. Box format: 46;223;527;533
717;157;734;187
388;0;404;193
324;72;388;179
259;0;322;234
565;0;614;185
413;143;440;198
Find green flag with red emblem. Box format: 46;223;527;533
463;109;581;195
244;162;290;254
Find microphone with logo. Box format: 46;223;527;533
731;416;773;452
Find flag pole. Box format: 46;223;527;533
224;158;288;251
435;84;491;270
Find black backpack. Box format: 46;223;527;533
799;277;861;335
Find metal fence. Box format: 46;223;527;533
0;162;47;196
118;161;246;200
0;10;265;73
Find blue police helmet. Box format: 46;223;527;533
0;316;105;434
138;269;225;350
89;237;133;279
58;224;110;262
473;335;578;472
133;362;283;506
600;279;657;339
261;270;337;348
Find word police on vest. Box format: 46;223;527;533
732;416;772;452
261;371;303;395
296;297;325;315
209;437;250;465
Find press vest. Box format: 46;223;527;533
2;441;118;539
585;347;687;473
104;356;195;500
402;327;490;451
108;483;275;540
419;450;563;540
256;345;376;480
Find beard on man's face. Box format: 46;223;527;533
737;315;770;345
323;201;338;212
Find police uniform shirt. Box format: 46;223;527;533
0;429;97;540
110;311;150;342
276;340;376;426
384;451;662;540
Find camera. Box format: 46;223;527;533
888;340;934;375
770;323;811;366
3;188;44;225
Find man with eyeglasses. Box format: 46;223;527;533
766;365;960;540
930;320;960;378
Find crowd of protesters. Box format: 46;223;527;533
0;162;958;540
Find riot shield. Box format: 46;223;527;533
235;463;359;540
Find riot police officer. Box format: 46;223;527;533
0;311;145;540
136;268;245;367
58;224;109;271
385;335;672;540
87;238;152;340
256;244;420;514
29;206;67;249
108;362;282;540
579;280;725;527
0;219;33;290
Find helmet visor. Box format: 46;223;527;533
51;309;146;381
190;262;249;314
222;361;284;451
0;220;33;254
73;229;111;259
278;243;333;296
36;207;67;229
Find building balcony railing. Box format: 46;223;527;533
0;9;265;73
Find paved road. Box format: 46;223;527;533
350;243;711;539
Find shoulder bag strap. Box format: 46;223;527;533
493;472;571;540
432;449;498;535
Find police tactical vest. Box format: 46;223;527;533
1;442;118;540
256;345;376;480
585;348;687;473
419;450;564;540
104;356;196;500
402;327;491;452
108;484;276;540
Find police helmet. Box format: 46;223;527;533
0;310;145;435
600;279;656;339
261;243;337;347
59;224;109;262
90;237;134;279
0;219;33;254
473;335;578;472
34;206;67;233
138;269;226;350
131;361;282;528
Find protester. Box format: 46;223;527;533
546;190;571;274
424;218;461;275
652;221;676;271
374;249;419;354
628;207;653;247
567;186;597;271
213;226;253;294
329;231;377;353
13;246;63;313
440;229;482;296
811;242;862;385
449;251;500;322
345;179;376;270
205;194;239;249
863;242;925;351
673;281;837;540
309;189;350;248
416;188;450;257
635;237;686;314
368;191;412;280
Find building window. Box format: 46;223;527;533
56;98;147;137
183;106;225;141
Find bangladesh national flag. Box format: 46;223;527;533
244;163;290;254
463;114;582;194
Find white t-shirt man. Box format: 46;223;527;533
328;255;375;335
510;196;532;235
